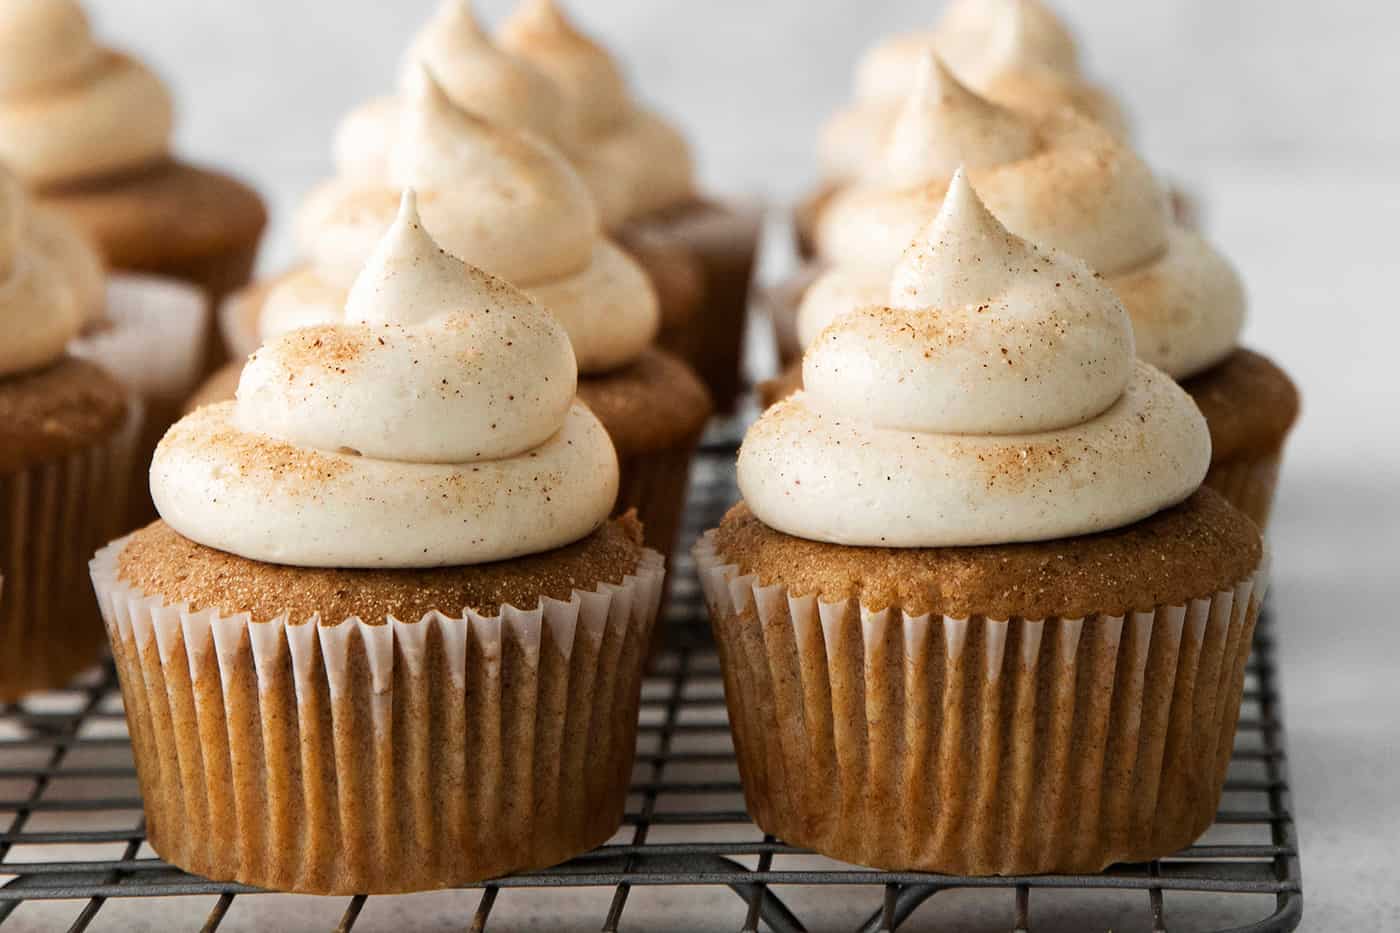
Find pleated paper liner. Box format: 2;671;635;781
0;398;142;701
695;532;1267;876
69;275;210;530
1203;446;1283;530
91;540;665;895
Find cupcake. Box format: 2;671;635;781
500;0;761;412
795;0;1129;264
1;178;140;699
0;0;265;371
697;173;1266;875
767;60;1297;527
93;194;664;894
215;73;710;560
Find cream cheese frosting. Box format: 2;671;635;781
804;57;1243;380
0;168;91;376
152;192;618;569
281;69;658;375
742;171;1209;548
0;0;173;187
500;0;695;227
818;0;1125;181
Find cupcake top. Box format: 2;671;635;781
154;192;618;569
0;0;173;187
741;171;1209;547
0;167;100;377
802;58;1244;380
278;69;658;374
819;0;1125;181
499;0;696;226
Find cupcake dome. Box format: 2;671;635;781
746;170;1210;547
802;57;1245;382
276;69;658;375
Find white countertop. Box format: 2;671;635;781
5;1;1396;929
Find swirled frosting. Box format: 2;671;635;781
806;58;1243;379
0;167;92;376
818;0;1125;180
742;171;1209;547
0;0;173;187
500;0;695;226
284;68;658;374
153;192;618;569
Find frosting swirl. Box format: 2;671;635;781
286;69;658;374
818;0;1125;180
0;0;173;186
805;58;1243;379
500;0;695;226
153;192;618;568
0;167;89;376
742;171;1209;547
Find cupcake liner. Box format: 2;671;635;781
694;532;1267;875
69;275;209;530
0;397;142;701
217;286;262;363
91;538;665;894
641;202;762;414
1204;447;1283;530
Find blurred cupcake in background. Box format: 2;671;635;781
0;0;261;379
0;172;141;699
699;174;1266;874
95;194;663;893
765;59;1297;528
208;72;711;562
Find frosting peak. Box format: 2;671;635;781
154;199;616;568
500;0;631;137
742;172;1208;548
877;53;1037;188
0;0;172;186
936;0;1080;81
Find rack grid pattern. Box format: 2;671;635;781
0;438;1302;932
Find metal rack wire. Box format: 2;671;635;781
0;433;1302;932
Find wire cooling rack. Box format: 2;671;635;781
0;428;1302;932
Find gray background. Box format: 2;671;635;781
23;1;1399;929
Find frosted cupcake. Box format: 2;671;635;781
93;194;663;894
698;173;1265;875
214;73;710;559
0;0;264;359
767;61;1297;527
1;175;140;699
500;0;761;411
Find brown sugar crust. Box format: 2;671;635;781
0;356;129;472
37;158;267;269
578;347;712;457
1183;349;1299;462
713;488;1261;621
184;361;242;414
117;513;646;624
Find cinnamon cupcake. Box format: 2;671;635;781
93;195;663;894
698;174;1265;875
1;177;140;699
767;60;1296;527
212;75;710;560
0;0;265;370
500;0;761;412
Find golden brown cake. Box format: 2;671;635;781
697;175;1266;876
93;198;663;894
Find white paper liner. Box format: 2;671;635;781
90;536;664;894
216;287;261;362
0;394;142;699
69;274;209;406
694;531;1267;875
